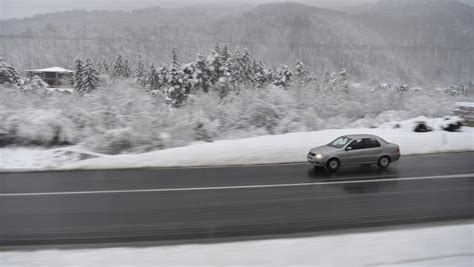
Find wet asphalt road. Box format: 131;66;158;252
0;152;473;246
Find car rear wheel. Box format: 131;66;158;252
378;156;391;169
326;158;340;172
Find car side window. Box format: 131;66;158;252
348;139;364;150
364;138;381;148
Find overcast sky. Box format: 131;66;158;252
1;0;380;19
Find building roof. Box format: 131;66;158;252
27;67;74;73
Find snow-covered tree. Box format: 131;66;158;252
171;47;179;68
81;59;101;94
111;54;131;79
252;60;268;87
166;64;187;107
124;59;132;78
146;64;161;92
295;60;307;78
0;61;21;87
208;50;225;85
222;44;230;61
240;49;254;82
97;59;110;75
273;65;292;88
74;59;100;95
193;53;212;93
182;63;195;96
73;57;85;92
213;42;221;56
135;55;146;87
158;65;169;88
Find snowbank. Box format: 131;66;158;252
1;222;472;266
0;147;104;171
65;127;474;170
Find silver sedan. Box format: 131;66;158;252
307;134;401;172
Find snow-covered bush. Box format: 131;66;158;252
413;121;433;133
84;128;163;154
0;109;78;146
439;116;465;132
21;75;49;91
0;61;21;87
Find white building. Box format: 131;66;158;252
26;67;73;88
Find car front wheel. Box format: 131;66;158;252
378;156;391;169
326;158;340;172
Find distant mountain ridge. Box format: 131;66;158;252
1;1;472;85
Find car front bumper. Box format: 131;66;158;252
307;155;324;166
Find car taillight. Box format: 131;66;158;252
396;146;400;153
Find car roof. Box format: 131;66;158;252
343;134;380;139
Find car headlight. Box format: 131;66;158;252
315;154;323;160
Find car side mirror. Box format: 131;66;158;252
346;147;352;151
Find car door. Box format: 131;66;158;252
341;139;365;165
362;138;383;163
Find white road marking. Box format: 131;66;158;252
0;173;473;197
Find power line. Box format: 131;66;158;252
1;34;473;53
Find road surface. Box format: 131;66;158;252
0;152;473;246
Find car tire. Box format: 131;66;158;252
378;156;391;169
326;158;340;172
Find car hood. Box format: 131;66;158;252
309;145;340;155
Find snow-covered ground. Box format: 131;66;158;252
1;117;473;171
1;222;472;266
65;125;474;170
0;146;105;171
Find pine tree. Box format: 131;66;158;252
208;50;224;85
111;54;130;79
81;58;101;94
193;53;211;93
252;60;268;87
242;49;254;82
167;66;187;107
158;65;169;87
171;47;179;68
73;57;85;93
135;55;146;87
230;48;242;82
222;45;230;62
213;42;221;56
124;59;131;78
146;64;161;92
101;59;110;75
182;63;195;96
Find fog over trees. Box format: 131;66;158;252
1;0;473;85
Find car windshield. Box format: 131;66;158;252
328;137;352;149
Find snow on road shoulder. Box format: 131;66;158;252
64;126;474;170
0;146;104;171
1;222;472;266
